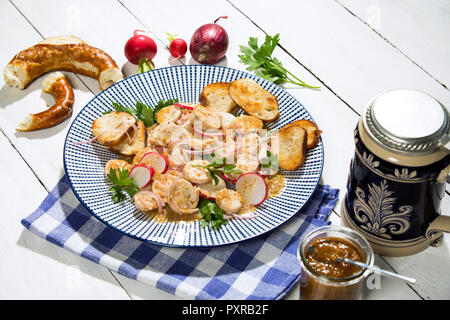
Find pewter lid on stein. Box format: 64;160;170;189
363;89;450;155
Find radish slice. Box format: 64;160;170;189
174;102;194;110
235;173;268;206
129;165;154;189
198;176;226;199
140;152;168;174
221;172;238;184
193;125;224;138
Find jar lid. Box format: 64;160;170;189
363;89;449;155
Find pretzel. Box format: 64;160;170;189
16;72;74;131
4;35;123;91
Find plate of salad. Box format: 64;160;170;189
63;64;324;247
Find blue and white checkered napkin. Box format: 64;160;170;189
21;175;339;300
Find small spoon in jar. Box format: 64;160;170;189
307;245;417;285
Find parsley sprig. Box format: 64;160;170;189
107;168;140;203
198;199;228;230
104;99;178;127
260;150;279;169
194;158;243;185
239;34;320;89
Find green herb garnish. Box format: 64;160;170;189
106;99;179;127
198;199;228;230
239;34;320;89
260;150;279;169
107;168;140;203
193;158;243;185
153;98;179;122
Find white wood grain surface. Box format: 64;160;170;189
0;0;448;300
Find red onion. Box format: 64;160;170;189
146;191;164;213
189;16;229;64
231;214;259;220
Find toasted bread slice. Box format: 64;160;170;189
199;82;237;114
230;114;263;133
92;111;136;146
156;104;181;124
110;120;146;156
284;119;322;150
229;78;279;122
278;125;307;170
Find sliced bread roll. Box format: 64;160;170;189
92;111;136;146
110;120;146;156
199;82;237;114
284;119;322;150
278;124;307;170
229;78;279;122
230;114;263;133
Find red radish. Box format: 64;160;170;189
174;102;194;110
235;173;268;206
221;172;238;184
198;176;226;199
129;165;154;189
256;169;269;178
193;125;224;138
140;152;168;174
124;30;158;65
167;33;188;58
189;16;229;64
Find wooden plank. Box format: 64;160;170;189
228;0;450;300
0;0;132;299
0;129;130;299
228;0;450;115
337;0;450;89
284;212;420;300
383;195;450;300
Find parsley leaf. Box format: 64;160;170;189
105;99;179;127
107;168;140;203
239;34;320;89
193;159;242;185
153;99;179;123
198;199;228;230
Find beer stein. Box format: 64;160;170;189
342;89;450;256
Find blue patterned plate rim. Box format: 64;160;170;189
63;65;325;248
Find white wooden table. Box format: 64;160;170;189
1;0;449;300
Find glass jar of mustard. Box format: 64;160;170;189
297;225;374;300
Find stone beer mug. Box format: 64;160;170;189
342;90;450;256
